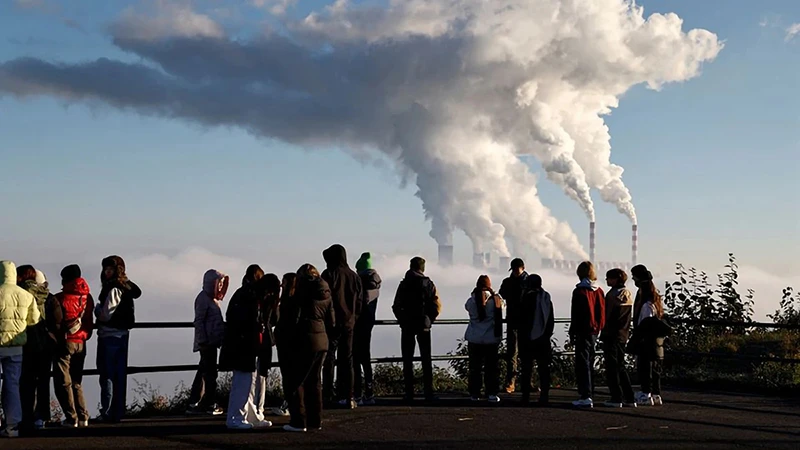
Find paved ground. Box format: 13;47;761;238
6;389;800;449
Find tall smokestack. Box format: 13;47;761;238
589;221;596;262
484;252;491;268
631;224;638;266
438;244;454;267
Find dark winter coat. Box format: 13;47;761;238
284;277;335;354
392;270;441;332
519;289;555;342
499;272;528;330
219;285;264;373
359;269;382;304
96;280;142;331
321;245;364;329
627;316;671;360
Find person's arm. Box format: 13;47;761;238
194;294;208;346
428;282;442;322
568;289;579;337
545;293;555;338
26;292;41;326
373;271;382;290
126;281;142;299
83;293;95;339
325;301;336;334
96;288;123;322
392;281;404;320
354;275;364;319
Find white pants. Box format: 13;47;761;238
227;370;265;427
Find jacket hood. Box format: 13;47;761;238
22;279;50;304
405;269;427;280
63;277;91;296
300;277;332;302
355;252;372;271
323;244;348;268
576;278;600;291
203;269;229;300
0;260;16;285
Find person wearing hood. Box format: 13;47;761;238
353;252;381;405
392;257;441;402
600;268;636;408
52;264;94;428
282;264;335;433
16;265;54;430
569;261;606;408
518;274;554;406
629;264;670;407
320;244;364;409
498;258;528;393
95;255;142;423
0;261;41;438
187;269;230;416
464;275;504;403
219;266;275;430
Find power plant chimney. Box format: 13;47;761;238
484;252;491;268
589;221;596;262
438;245;454;267
631;224;638;266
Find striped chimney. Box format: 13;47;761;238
589;222;596;262
632;224;638;266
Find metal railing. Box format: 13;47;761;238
74;316;800;377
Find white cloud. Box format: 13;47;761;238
786;23;800;42
251;0;297;16
111;1;224;42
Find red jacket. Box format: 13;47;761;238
55;278;94;343
569;283;606;337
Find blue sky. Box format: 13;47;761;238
1;0;798;277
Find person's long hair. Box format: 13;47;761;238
471;275;495;320
242;264;265;286
16;264;36;286
101;255;129;286
280;273;297;303
641;279;664;319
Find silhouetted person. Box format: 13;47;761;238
630;264;670;406
392;257;441;402
600;268;636;408
321;244;363;409
498;258;528;393
569;261;605;408
518;274;554;405
354;252;381;405
464;275;503;403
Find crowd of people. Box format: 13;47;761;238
0;244;669;439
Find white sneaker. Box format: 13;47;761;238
79;420;89;428
623;402;638;408
602;401;623;408
572;398;594;408
636;392;654;406
34;419;46;429
227;422;254;430
271;401;290;417
252;420;272;429
652;395;663;406
488;395;501;403
283;424;307;433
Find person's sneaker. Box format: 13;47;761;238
34;419;46;429
603;401;623;408
504;381;516;394
207;406;224;416
623;402;638;408
338;398;357;409
572;398;594;408
488;395;501;403
61;419;79;428
227;422;254;430
1;427;20;438
636;392;654;406
652;395;663;406
361;396;376;406
252;420;272;429
283;424;307;433
79;420;89;428
271;401;290;416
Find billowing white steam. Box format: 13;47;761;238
0;0;722;257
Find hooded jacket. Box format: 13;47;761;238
21;279;51;351
392;270;441;332
193;270;229;352
499;271;528;330
600;285;634;344
464;291;504;345
54;277;94;343
569;279;606;337
285;276;336;354
321;245;364;329
0;261;41;351
519;288;555;342
356;253;382;304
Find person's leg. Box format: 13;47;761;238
587;335;597;398
322;337;339;403
604;341;622;402
71;343;89;423
277;344;291;407
306;351;327;430
336;326;354;401
352;322;365;400
188;354;206;407
418;331;434;398
227;371;253;427
652;359;663;396
534;337;552;402
617;344;635;404
35;345;52;423
486;343;500;397
1;354;24;430
96;337;112;418
638;354;651;395
54;345;77;423
400;329;416;398
20;345;37;426
519;340;534;400
111;334;130;421
362;302;376;399
574;336;591;399
505;327;518;390
467;343;482;398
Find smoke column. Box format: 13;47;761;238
0;0;721;257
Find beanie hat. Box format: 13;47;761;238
35;270;47;285
61;264;82;282
355;252;372;272
410;256;426;273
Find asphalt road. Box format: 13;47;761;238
6;389;800;449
